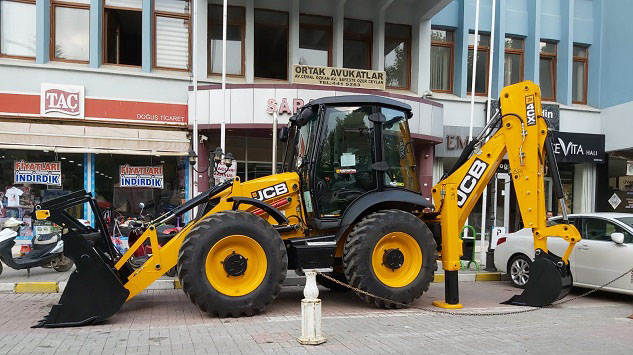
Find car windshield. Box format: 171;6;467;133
615;217;633;229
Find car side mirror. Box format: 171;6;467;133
279;126;289;142
611;232;624;244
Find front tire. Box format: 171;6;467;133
343;210;437;308
508;254;531;289
53;256;73;272
178;211;287;317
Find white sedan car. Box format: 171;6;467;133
494;213;633;295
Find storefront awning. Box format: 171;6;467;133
0;121;190;156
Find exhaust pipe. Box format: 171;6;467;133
502;249;572;307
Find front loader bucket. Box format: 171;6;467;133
33;231;129;328
502;251;572;307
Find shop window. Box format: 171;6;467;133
384;23;411;89
0;150;85;242
343;18;372;70
51;0;90;63
254;9;288;80
504;36;524;86
467;33;490;96
539;41;557;101
208;5;244;76
299;14;332;67
430;28;453;93
0;0;36;59
104;0;142;66
94;155;186;222
572;45;588;104
154;0;190;70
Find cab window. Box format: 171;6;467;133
381;107;419;192
315;105;375;217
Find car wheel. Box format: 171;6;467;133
508;254;531;289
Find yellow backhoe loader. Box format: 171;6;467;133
33;81;580;328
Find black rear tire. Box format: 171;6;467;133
178;211;287;317
53;256;74;272
343;210;437;308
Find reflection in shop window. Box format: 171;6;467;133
384;23;411;89
95;155;186;224
254;9;288;80
0;0;36;58
467;33;490;95
208;5;244;75
539;41;557;101
343;19;372;70
52;0;90;62
0;150;84;243
154;0;191;70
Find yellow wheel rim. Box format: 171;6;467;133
205;235;267;296
371;232;422;288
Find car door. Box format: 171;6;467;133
575;217;632;290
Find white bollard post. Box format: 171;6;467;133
297;269;326;345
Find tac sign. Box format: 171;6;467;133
40;83;85;119
14;161;62;186
213;161;237;185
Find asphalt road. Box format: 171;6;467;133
1;281;632;354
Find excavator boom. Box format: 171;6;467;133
431;81;581;307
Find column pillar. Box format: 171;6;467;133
289;0;300;79
416;143;434;201
372;0;393;71
454;0;468;97
525;0;541;83
89;0;102;68
557;0;575;105
332;0;346;67
491;0;505;98
36;0;50;64
195;0;208;79
83;153;95;226
142;0;152;72
411;19;431;96
197;139;210;192
245;0;254;82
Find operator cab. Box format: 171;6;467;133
281;95;419;228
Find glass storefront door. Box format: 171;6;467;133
492;173;511;229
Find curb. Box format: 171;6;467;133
0;272;505;294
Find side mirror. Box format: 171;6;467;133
296;107;313;126
279;126;289;142
611;232;625;244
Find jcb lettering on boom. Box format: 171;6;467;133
525;95;536;126
457;158;489;207
251;182;289;201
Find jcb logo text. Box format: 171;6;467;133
252;183;289;201
457;159;489;207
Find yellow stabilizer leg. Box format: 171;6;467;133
432;270;463;309
432;300;463;309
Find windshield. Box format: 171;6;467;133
282;107;318;172
615;217;633;230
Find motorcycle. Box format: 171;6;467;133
0;218;73;276
119;203;181;276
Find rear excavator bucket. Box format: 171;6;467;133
503;250;572;307
33;229;130;328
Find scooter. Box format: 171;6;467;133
0;218;73;276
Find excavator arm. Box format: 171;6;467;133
430;81;581;308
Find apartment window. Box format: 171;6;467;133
504;37;524;86
539;41;557;101
154;0;190;70
208;5;244;76
299;14;332;67
430;29;453;92
384;23;411;89
343;18;372;70
467;33;490;95
0;0;36;58
254;9;288;80
104;0;142;66
572;45;588;104
51;0;90;62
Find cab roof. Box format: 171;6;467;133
305;95;412;112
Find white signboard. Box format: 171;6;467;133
14;161;62;186
40;83;85;119
119;165;164;189
491;226;506;250
213;161;237;185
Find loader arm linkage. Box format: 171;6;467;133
430;81;581;308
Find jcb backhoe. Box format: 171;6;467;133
33;81;580;328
